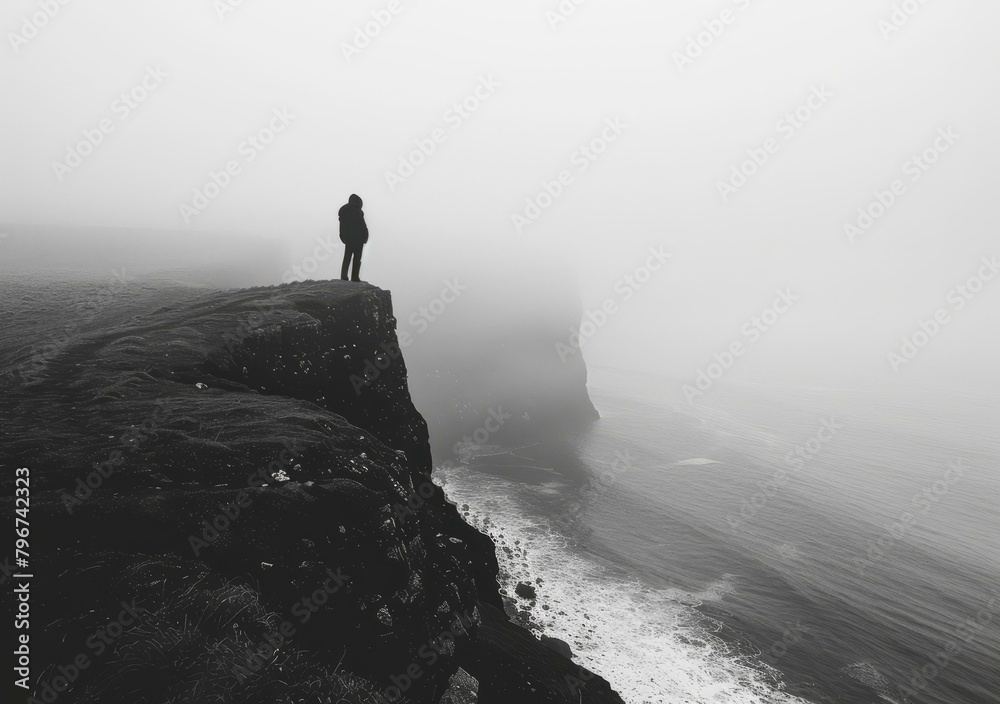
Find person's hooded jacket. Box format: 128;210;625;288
338;194;369;246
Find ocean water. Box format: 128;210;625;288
434;366;1000;704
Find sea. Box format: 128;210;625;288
434;365;1000;704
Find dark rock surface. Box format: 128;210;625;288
0;280;623;704
439;667;479;704
541;636;574;659
515;582;538;600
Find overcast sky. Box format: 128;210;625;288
2;0;998;391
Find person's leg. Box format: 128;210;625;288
351;244;363;281
341;246;351;280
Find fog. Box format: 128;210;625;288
3;0;998;391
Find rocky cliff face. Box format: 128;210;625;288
393;264;601;461
1;280;622;704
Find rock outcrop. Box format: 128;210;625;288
0;280;622;704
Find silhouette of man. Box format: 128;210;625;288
339;193;369;282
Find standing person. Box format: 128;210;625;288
339;193;369;282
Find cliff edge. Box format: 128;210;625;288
0;280;622;704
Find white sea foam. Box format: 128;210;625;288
436;464;812;704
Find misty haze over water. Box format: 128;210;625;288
3;2;999;703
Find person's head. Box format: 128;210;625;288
348;193;363;208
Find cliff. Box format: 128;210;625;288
389;262;601;460
0;280;622;704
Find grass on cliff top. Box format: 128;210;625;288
77;571;383;704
